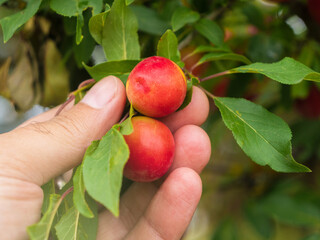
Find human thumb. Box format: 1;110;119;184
0;76;126;185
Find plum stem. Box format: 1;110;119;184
54;95;75;117
61;186;74;200
200;70;230;82
199;86;217;100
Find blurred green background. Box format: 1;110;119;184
1;0;320;239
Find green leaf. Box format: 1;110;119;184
76;14;84;45
214;97;311;173
83;128;130;216
231;57;320;84
74;11;96;66
171;7;200;32
126;0;134;5
157;30;182;66
194;18;224;47
102;0;140;61
41;180;56;214
50;0;103;17
0;0;8;5
88;10;109;45
27;194;62;240
178;78;198;111
0;0;42;43
83;60;139;81
55;202;98;240
115;105;135;135
193;45;231;54
198;52;252;66
130;5;169;36
73;166;94;218
50;0;78;17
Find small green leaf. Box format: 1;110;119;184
130;5;169;36
50;0;78;17
73;166;94;218
102;0;140;61
55;202;98;240
116;105;135;135
83;128;130;216
194;18;224;47
171;7;200;32
214;97;311;173
157;30;182;66
126;0;134;5
193;45;231;54
83;60;139;81
50;0;103;17
27;194;62;240
198;52;252;66
88;10;109;45
41;180;56;214
177;79;197;111
76;13;84;45
231;57;320;84
0;0;42;43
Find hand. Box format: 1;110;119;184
0;76;211;240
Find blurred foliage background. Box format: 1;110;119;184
1;0;320;239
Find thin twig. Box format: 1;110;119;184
54;95;75;117
200;70;230;82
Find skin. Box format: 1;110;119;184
126;56;187;118
124;116;175;182
0;76;211;240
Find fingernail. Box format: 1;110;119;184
81;76;118;109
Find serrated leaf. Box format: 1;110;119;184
73;166;94;218
231;57;320;84
83;60;139;81
198;52;252;66
0;0;42;43
214;97;310;173
88;10;109;45
27;194;62;240
102;0;140;61
171;7;200;32
130;5;169;36
41;179;56;214
194;18;224;47
55;201;98;240
157;30;182;66
83;128;130;216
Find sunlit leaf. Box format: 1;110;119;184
102;0;140;61
83;128;129;216
214;97;311;172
